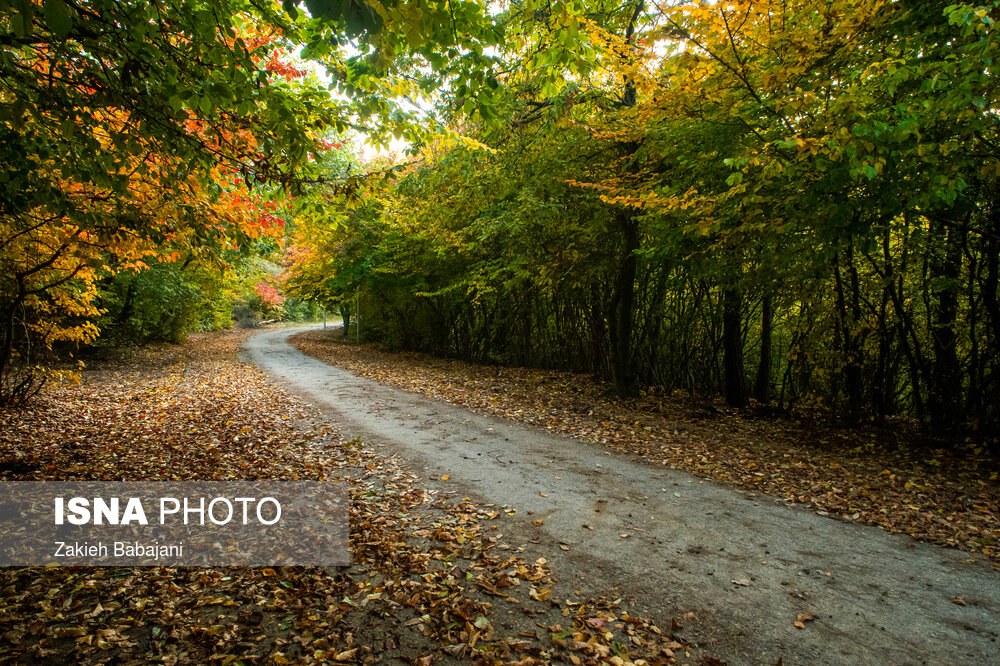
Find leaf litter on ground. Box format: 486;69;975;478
0;328;698;665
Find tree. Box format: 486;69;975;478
0;0;499;402
283;0;1000;435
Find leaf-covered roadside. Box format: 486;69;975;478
0;329;697;665
293;331;1000;566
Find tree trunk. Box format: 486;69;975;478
588;289;607;376
927;215;964;429
340;302;351;338
610;213;639;396
607;0;644;397
980;232;1000;428
117;277;137;327
883;221;929;418
754;290;773;404
723;287;747;408
833;248;864;424
980;216;1000;352
0;304;15;386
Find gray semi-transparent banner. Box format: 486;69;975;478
0;482;348;566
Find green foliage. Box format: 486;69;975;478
0;0;499;403
288;0;1000;436
98;263;234;344
281;296;324;322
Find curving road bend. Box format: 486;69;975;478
243;325;1000;665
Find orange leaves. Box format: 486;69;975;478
157;251;182;264
794;612;817;629
265;49;307;81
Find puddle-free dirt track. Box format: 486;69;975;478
244;325;1000;665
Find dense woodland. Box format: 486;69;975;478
0;0;476;400
3;4;999;663
286;0;1000;435
2;0;999;436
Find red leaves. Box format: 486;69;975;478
264;49;306;81
255;281;285;307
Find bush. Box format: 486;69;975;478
98;265;206;344
281;296;323;322
233;295;264;328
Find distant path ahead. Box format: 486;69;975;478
244;325;1000;665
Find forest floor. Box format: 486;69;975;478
2;325;999;664
252;324;1000;664
0;327;696;665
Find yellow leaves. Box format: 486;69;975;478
562;179;612;192
566;172;709;218
785;134;841;160
434;130;497;155
598;193;650;209
651;0;895;134
332;648;359;662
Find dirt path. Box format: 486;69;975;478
243;325;1000;665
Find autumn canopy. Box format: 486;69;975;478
1;2;1000;663
2;0;1000;434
